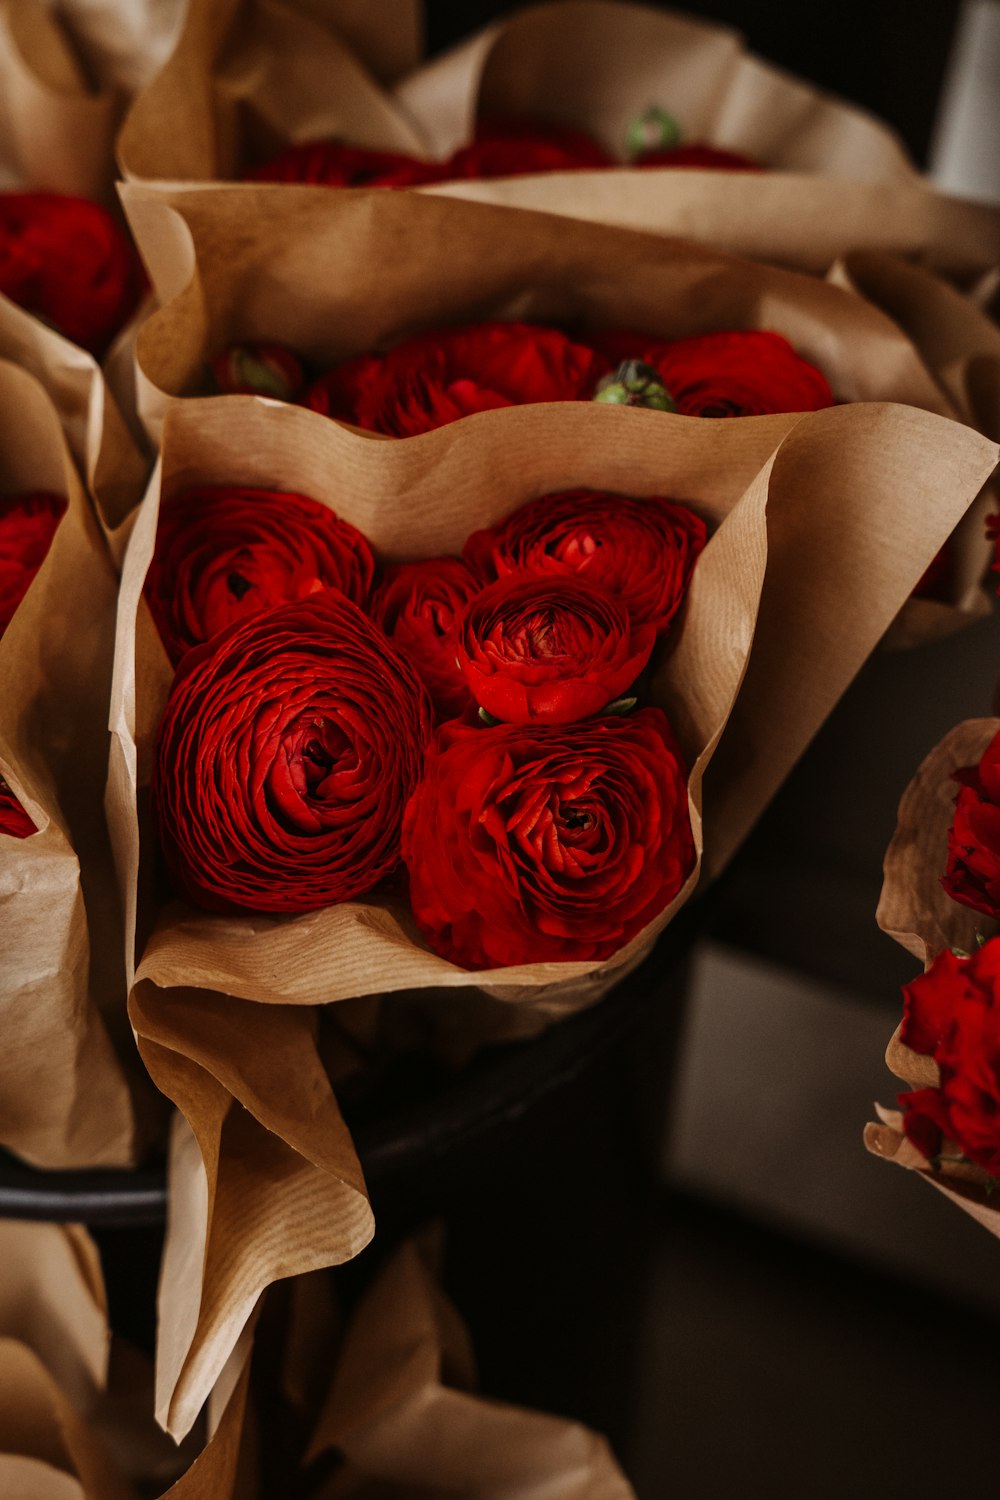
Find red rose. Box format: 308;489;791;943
0;776;35;839
636;144;762;171
898;940;1000;1179
0;491;66;638
464;487;705;635
0;193;141;354
144;486;375;666
245;140;445;188
988;513;1000;594
370;557;483;721
457;574;654;725
402;709;694;969
449;118;613;177
942;728;1000;920
307;322;610;437
211;342;306;401
152;592;433;914
590;329;834;416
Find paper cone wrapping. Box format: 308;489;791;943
866;719;1000;1235
0;1220;135;1500
117;0;427;185
117;0;1000;277
0;0;120;200
0;359;144;1167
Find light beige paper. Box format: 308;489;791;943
0;1221;134;1500
0;0;119;200
876;718;1000;965
117;0;428;185
0;360;141;1167
309;1234;635;1500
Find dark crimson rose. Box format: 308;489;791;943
457;574;654;725
402;708;694;969
245;140;445;188
913;543;952;601
589;329;834;416
211;342;306;401
898;940;1000;1179
942;728;1000;920
636;144;762;171
464;488;706;635
0;491;66;637
449;118;613;177
0;193;141;354
144;485;375;666
152;592;433;914
370;557;483;721
0;776;35;839
988;513;1000;593
308;322;610;438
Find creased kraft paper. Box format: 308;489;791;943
0;360;139;1168
106;381;996;1435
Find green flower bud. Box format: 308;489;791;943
625;106;682;160
593;360;677;413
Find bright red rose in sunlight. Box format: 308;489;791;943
370;556;483;721
402;709;694;969
942;727;1000;921
464;487;705;635
153;592;433;913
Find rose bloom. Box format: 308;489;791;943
306;322;610;437
942;727;1000;920
464;487;706;635
636;144;761;171
0;776;35;839
0;491;66;638
457;574;654;725
449;118;613;177
898;940;1000;1179
370;556;483;721
144;486;375;665
590;329;834;416
402;708;694;969
0;193;141;354
152;592;433;914
246;140;446;188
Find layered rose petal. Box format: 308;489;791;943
464;487;705;635
898;938;1000;1180
0;776;35;839
0;490;66;637
450;118;614;177
402;709;693;969
457;574;654;725
152;592;433;913
370;556;484;721
589;329;834;416
942;728;1000;920
0;193;142;354
145;486;375;665
245;140;447;188
308;322;611;437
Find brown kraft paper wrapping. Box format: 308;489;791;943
0;359;141;1168
108;382;994;1433
0;0;120;201
866;719;1000;1238
116;0;428;185
0;1221;134;1500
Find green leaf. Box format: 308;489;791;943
603;696;638;716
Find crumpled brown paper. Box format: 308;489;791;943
117;0;427;184
105;363;996;1434
0;1220;134;1500
0;358;141;1167
866;717;1000;1237
0;0;120;201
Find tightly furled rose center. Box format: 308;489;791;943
457;574;655;725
